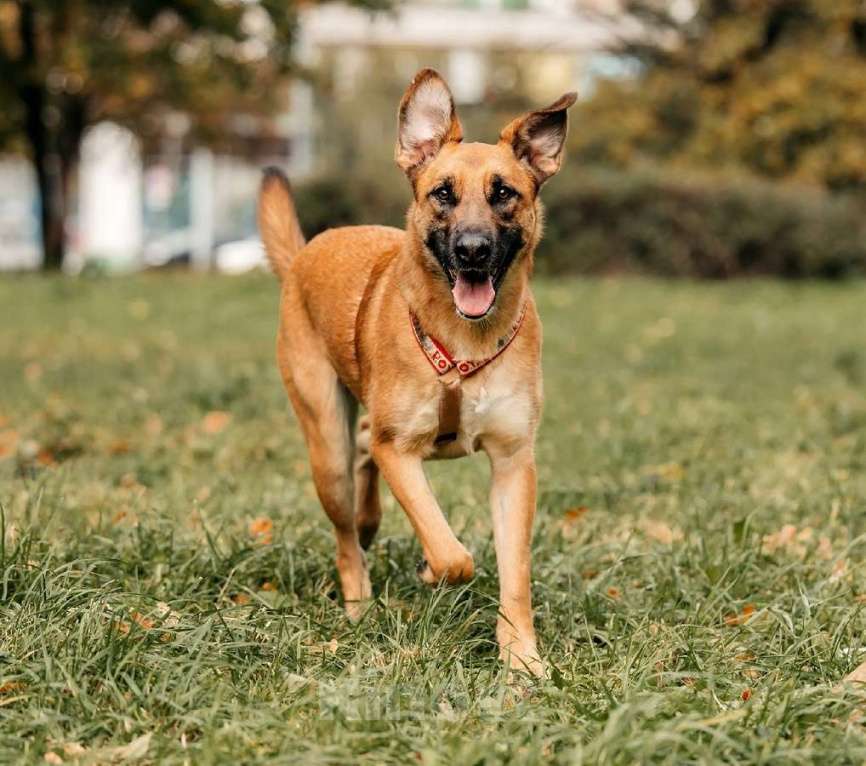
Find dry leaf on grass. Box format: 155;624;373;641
641;519;683;545
0;429;20;459
144;414;163;436
563;506;589;525
108;439;131;456
90;733;152;763
817;536;833;560
725;604;757;627
116;611;155;635
231;593;251;606
830;559;848;582
249;517;273;545
844;661;866;685
62;743;86;758
761;524;820;556
201;410;231;434
36;448;56;467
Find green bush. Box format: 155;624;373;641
293;167;866;279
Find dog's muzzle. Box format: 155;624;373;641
449;229;497;319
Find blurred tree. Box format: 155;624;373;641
575;0;866;192
0;0;388;271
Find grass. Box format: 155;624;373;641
2;272;866;764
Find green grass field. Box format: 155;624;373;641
2;273;866;764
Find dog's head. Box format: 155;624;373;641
396;68;576;321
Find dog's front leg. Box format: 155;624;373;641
487;443;543;676
371;441;474;584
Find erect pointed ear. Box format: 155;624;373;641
499;92;577;187
395;68;463;178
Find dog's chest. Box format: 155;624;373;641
458;378;531;448
398;371;532;454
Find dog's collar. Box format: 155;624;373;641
410;303;527;378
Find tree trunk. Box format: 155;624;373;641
17;0;65;271
30;120;67;272
17;0;87;272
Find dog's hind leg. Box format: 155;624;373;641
353;415;381;550
282;352;371;622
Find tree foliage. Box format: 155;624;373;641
574;0;866;191
0;0;389;268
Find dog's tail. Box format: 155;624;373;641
258;167;305;282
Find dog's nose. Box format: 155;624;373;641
454;230;493;268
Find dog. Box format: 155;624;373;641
258;68;575;675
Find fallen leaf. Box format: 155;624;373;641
249;517;273;545
131;612;154;630
725;604;756;627
103;732;151;761
25;362;42;382
844;661;866;685
830;559;848;583
260;581;277;592
0;429;19;459
641;519;683;545
201;410;231;434
563;506;589;525
817;536;833;560
762;524;799;554
195;486;211;503
231;593;251;606
741;688;752;702
62;743;86;757
144;414;163;436
155;602;180;628
606;586;622;600
36;448;56;467
108;439;131;456
0;681;24;695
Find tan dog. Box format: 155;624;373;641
258;69;575;675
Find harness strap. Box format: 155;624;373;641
435;369;462;446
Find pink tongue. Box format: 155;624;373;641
452;274;495;317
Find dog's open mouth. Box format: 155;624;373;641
451;271;496;319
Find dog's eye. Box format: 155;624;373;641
495;185;516;202
433;186;454;204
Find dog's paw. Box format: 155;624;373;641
344;599;372;624
416;547;475;585
499;645;546;679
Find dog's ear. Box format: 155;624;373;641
396;68;463;178
500;92;577;187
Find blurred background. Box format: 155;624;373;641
1;0;865;278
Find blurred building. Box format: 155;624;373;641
0;0;630;272
291;0;627;176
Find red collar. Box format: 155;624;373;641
410;304;527;378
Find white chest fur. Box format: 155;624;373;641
457;375;534;452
